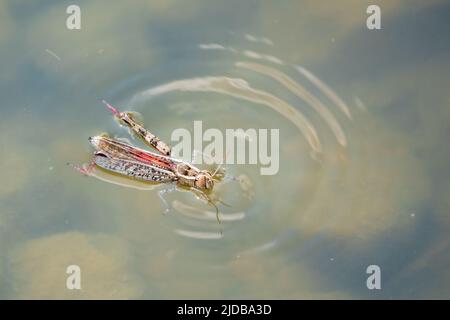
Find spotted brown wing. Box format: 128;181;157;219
93;153;177;183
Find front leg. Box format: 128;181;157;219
158;184;177;214
189;187;221;224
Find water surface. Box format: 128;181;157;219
1;0;450;299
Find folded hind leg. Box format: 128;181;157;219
101;100;172;156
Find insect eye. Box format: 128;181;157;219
195;176;206;188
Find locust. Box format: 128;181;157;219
69;100;226;222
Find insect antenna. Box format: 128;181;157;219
211;148;234;180
211;163;223;178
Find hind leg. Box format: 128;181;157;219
67;156;96;176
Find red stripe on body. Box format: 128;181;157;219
129;149;175;169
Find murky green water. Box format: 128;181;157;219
1;0;450;299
